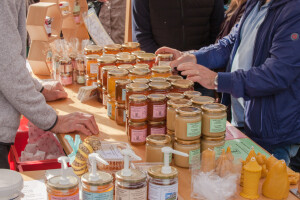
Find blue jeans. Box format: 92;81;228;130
263;144;300;166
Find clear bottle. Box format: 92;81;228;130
76;55;86;85
59;58;73;86
73;0;81;24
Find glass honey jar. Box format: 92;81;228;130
167;75;183;83
191;96;215;108
103;87;108;109
97;56;117;81
136;53;156;69
117;52;131;57
157;53;174;66
118;64;134;71
184;91;202;99
166;93;185;101
128;121;147;145
148;121;166;136
167;129;175;148
115;103;126;126
59;58;73;86
84;45;103;56
101;65;117;89
116;55;136;66
150;77;167;83
171;79;194;93
85;76;97;86
128;94;148;122
115;79;131;103
201;135;225;152
167;99;192;132
76;55;85;85
146;135;172;162
149;81;171;94
132;78;150;84
129;68;151;80
134;63;150;69
131;50;146;57
107;96;116;120
147;94;167;121
126;83;150;109
96;81;103;103
174;138;200;168
151;66;172;78
107;69;129;99
121;42;141;53
104;44;122;55
86;54;101;78
47;176;79;200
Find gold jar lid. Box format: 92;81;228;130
117;55;136;62
151;66;172;73
102;65;117;72
172;79;194;89
167;75;183;82
126;83;149;92
122;42;140;49
117;52;131;57
167;129;175;136
146;135;171;146
116;79;131;86
108;69;129;77
129;121;147;127
129;94;147;102
84;45;103;53
202;135;225;141
201;103;227;113
47;176;78;190
175;138;200;145
150;77;167;83
148;120;166;126
167;99;192;108
176;106;201;117
59;58;71;64
104;44;122;51
131;51;146;57
116;102;125;108
118;64;134;71
97;56;117;64
184;91;202;99
191;96;215;105
85;54;101;60
134;64;150;69
149;81;171;90
129;68;150;76
166;93;185;100
157;53;174;59
137;53;156;61
148;165;178;179
81;171;113;186
132;78;150;84
115;169;147;183
148;93;166;101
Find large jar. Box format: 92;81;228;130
146;135;172;162
167;75;183;83
174;138;201;168
84;45;103;56
107;96;116;120
151;66;172;78
126;83;150;108
134;63;149;69
167;99;192;131
115;103;126;126
128;121;147;145
191;96;215;108
86;54;101;78
148;121;166;136
101;65;117;89
175;106;202;141
149;81;171;94
118;64;134;71
97;56;117;81
171;79;194;93
201;103;227;137
115;79;131;104
147;94;167;121
201;135;225;152
107;69;129;99
157;53;174;66
129;68;151;80
104;44;122;55
47;176;79;200
150;77;167;83
136;53;156;69
116;55;136;66
166;93;185;101
184;91;202;99
128;94;148;122
132;78;150;84
121;42;141;53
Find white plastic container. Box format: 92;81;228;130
0;169;23;200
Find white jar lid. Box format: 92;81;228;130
0;169;23;199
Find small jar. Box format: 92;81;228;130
146;135;172;162
191;96;215;108
149;81;171;94
116;55;136;66
201;135;225;152
171;79;194;93
128;94;148;122
201;103;227;137
134;63;149;69
151;66;172;78
76;71;86;85
84;45;103;56
167;99;192;131
167;130;175;148
147;94;167;121
103;87;108;109
175;106;202;141
117;52;131;57
118;64;134;71
121;42;141;53
150;77;167;83
47;176;79;200
115;169;147;200
115;79;131;103
86;54;101;78
85;76;97;86
107;96;116;120
136;53;156;69
148;121;166;136
126;83;150;109
96;81;103;103
157;53;174;66
128;121;147;145
166;93;185;101
129;68;151;80
60;73;73;86
184;91;202;99
115;103;126;126
107;69;129;99
131;50;146;57
167;75;183;83
132;78;149;84
104;44;122;55
97;56;117;81
174;138;201;168
76;56;86;85
101;65;117;89
81;171;114;200
59;58;73;86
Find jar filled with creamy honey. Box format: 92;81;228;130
201;135;225;152
146;135;172;162
167;99;192;132
191;96;215;108
174;138;200;168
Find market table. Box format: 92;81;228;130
35;77;298;200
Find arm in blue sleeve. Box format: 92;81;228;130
131;0;159;53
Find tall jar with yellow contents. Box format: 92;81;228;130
167;99;192;132
107;69;129;99
149;81;171;94
201;103;227;137
191;96;215;108
129;68;151;80
86;54;101;79
116;55;136;66
84;45;103;56
136;53;156;69
174;139;201;168
157;53;174;66
171;79;194;93
121;42;140;53
126;83;150;108
101;65;117;89
146;135;172;162
97;56;117;81
151;66;172;78
104;44;122;55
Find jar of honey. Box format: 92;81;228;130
84;45;103;56
115;103;126;126
201;103;227;137
107;69;129;99
150;77;167;83
47;176;79;200
166;93;185;101
101;65;117;89
149;81;171;94
129;68;151;80
126;83;150;109
59;58;72;73
60;73;73;86
121;42;141;53
174;138;200;168
86;54;101;78
76;71;85;85
131;50;146;57
134;63;149;69
146;135;172;162
96;81;103;103
115;79;131;103
132;78;150;84
76;56;85;85
97;56;117;81
136;53;156;69
117;52;131;57
116;55;136;66
184;91;202;99
128;94;148;122
175;106;202;141
167;129;175;148
107;96;116;120
103;87;108;109
128;121;147;145
201;135;225;152
151;66;172;78
85;76;97;86
167;75;183;83
157;53;174;66
148;121;166;136
171;79;194;93
191;96;215;108
147;94;167;121
118;64;134;71
167;99;192;132
104;44;122;55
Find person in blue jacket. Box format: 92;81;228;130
156;0;300;165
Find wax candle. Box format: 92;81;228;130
226;146;234;162
201;148;215;172
255;152;268;178
266;155;277;170
215;149;233;177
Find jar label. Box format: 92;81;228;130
50;192;79;200
123;110;126;122
148;182;178;200
122;89;126;101
82;189;113;200
210;117;226;133
153;104;166;118
77;75;85;84
90;63;98;75
187;122;201;137
115;185;147;200
150;127;166;135
159;61;171;66
189;148;201;165
130;105;147;119
60;76;73;86
131;129;147;143
107;102;112;117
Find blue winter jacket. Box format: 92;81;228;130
193;0;300;148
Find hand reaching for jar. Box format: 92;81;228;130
42;81;68;102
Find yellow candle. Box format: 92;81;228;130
226;146;234;162
201;148;215;172
266;155;277;171
216;149;233;177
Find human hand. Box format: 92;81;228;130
170;54;197;69
155;47;183;60
177;62;217;90
51;112;99;136
42;81;68;102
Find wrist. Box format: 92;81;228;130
214;74;218;90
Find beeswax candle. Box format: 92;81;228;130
201;148;215;172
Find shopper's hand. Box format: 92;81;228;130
170;54;197;69
42;81;68;102
177;62;217;90
155;47;183;60
51;112;99;136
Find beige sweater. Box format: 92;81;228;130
0;0;57;143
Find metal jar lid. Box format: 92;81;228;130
81;171;113;186
117;52;131;57
157;53;174;59
184;91;202;99
97;56;117;64
130;68;151;76
115;169;147;183
148;165;178;179
108;69;129;77
148;93;166;102
201;103;227;113
84;45;103;53
104;44;122;51
176;106;201;117
151;66;172;73
116;79;132;86
167;75;183;82
137;53;156;61
134;64;150;69
48;176;79;190
118;64;134;71
102;65;117;72
133;78;150;84
150;77;167;83
126;83;149;92
117;55;136;62
129;94;147;102
122;42;140;49
172;79;194;89
146;135;171;146
86;54;101;61
131;51;146;57
191;96;215;105
166;93;185;100
167;99;192;108
149;81;171;90
175;138;200;145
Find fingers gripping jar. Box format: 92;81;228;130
157;53;174;66
128;94;148;122
147;94;167;121
167;99;192;132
